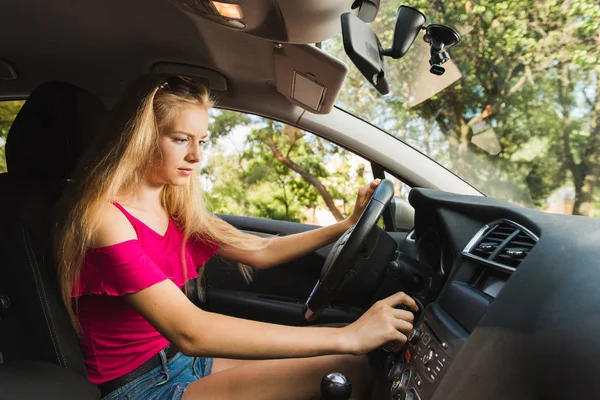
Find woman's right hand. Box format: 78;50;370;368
340;291;418;355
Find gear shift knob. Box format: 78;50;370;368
320;372;352;400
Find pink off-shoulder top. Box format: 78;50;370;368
72;202;219;385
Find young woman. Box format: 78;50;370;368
54;75;418;400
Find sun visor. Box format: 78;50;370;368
273;44;348;114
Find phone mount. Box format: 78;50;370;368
423;24;461;76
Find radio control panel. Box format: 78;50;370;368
386;305;467;400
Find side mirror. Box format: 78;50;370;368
389;197;415;231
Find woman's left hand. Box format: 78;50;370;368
345;179;382;226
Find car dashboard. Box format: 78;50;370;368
379;188;600;400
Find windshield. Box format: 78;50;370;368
325;0;599;217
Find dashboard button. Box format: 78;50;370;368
407;329;422;344
423;349;435;366
422;333;431;345
414;373;423;388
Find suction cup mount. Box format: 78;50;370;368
423;24;461;76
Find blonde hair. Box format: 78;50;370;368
55;74;258;331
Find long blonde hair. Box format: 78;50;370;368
55;74;258;331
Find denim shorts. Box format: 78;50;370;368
102;350;213;400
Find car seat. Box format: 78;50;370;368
0;81;107;399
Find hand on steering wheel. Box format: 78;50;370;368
303;179;396;321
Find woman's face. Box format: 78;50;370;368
149;104;209;186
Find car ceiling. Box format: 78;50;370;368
0;0;357;124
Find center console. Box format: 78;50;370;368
381;218;522;399
385;303;470;399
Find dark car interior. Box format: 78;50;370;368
1;1;600;400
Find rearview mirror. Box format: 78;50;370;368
341;12;389;94
381;6;426;59
341;6;460;95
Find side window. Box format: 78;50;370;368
0;101;25;173
202;110;373;226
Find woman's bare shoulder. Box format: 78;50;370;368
90;202;137;248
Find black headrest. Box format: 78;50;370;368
5;81;107;180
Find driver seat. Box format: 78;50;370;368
0;81;105;399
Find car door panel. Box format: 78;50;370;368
205;288;361;326
202;215;361;325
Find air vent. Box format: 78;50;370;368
462;219;539;272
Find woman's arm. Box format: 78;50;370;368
125;278;416;359
216;218;352;270
216;179;381;269
126;280;346;359
92;199;415;358
89;206;396;359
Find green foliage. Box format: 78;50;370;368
203;110;367;223
327;0;600;215
208;110;250;145
2;1;598;218
0;101;25;173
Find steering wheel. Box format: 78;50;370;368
303;179;395;321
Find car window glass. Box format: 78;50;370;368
0;101;25;173
326;2;600;218
203;109;373;226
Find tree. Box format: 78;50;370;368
0;101;25;173
204;110;367;222
327;0;600;215
556;66;600;216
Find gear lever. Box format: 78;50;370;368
321;372;352;400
